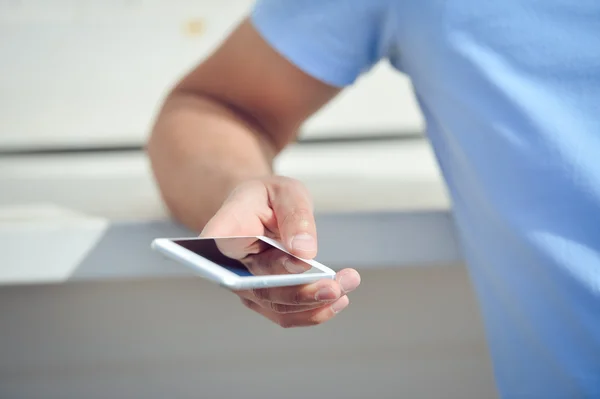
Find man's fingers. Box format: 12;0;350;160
241;248;312;276
266;178;318;258
251;279;342;305
199;177;318;262
237;268;361;305
335;268;361;294
236;294;325;313
240;295;350;328
235;269;360;327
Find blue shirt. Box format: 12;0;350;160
251;0;600;397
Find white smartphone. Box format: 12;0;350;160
151;235;336;290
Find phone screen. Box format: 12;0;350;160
172;238;320;277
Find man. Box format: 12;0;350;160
147;0;600;397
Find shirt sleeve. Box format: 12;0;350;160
250;0;394;88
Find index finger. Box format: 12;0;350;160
212;237;266;260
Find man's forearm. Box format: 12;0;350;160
147;90;275;232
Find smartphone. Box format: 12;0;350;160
151;235;335;290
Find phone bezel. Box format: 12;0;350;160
151;235;335;290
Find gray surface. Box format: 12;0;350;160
0;267;497;399
71;210;463;281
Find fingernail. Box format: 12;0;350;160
291;234;316;252
283;258;306;274
315;287;338;301
339;274;360;293
331;296;350;314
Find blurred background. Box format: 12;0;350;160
0;1;496;398
0;0;449;217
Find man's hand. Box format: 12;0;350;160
200;176;361;328
150;19;356;326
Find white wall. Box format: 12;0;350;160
0;0;438;216
0;0;424;151
0;141;449;219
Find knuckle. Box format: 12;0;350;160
225;183;246;201
286;179;305;193
235;179;261;192
291;289;303;305
228;179;265;202
282;207;314;228
272;178;311;199
252;288;269;301
269;302;289;314
273;175;298;187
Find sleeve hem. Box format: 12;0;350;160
249;11;362;88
